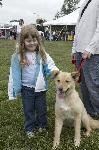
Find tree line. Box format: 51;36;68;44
0;0;2;6
54;0;80;19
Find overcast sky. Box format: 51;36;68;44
0;0;65;24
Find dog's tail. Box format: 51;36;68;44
89;116;99;129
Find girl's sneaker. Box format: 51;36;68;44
26;131;35;139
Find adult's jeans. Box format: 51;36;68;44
76;52;99;118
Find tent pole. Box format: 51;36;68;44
65;25;67;41
66;25;67;30
49;25;51;41
5;29;7;39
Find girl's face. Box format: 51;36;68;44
24;36;38;52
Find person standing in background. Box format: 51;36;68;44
72;0;99;119
17;19;24;36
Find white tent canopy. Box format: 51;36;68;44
43;8;80;26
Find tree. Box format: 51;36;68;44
0;0;2;6
54;11;61;20
54;0;79;19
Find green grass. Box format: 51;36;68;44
0;40;99;150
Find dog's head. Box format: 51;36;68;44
52;70;79;97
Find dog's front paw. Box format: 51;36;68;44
74;139;80;147
52;145;58;150
52;146;57;150
84;129;91;137
52;142;59;149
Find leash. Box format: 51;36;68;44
72;56;87;83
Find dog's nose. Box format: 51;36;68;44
59;88;63;92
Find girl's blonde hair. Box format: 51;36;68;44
18;24;46;64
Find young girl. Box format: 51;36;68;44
8;25;58;138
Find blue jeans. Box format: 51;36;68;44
21;86;47;132
76;52;99;118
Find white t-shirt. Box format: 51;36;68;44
17;25;23;34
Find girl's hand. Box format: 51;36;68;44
82;51;91;59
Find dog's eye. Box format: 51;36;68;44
65;80;70;83
57;80;60;82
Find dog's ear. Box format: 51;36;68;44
52;70;60;79
71;71;80;82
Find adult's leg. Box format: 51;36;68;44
76;53;96;117
83;55;99;118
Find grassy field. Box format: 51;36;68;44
0;40;99;150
